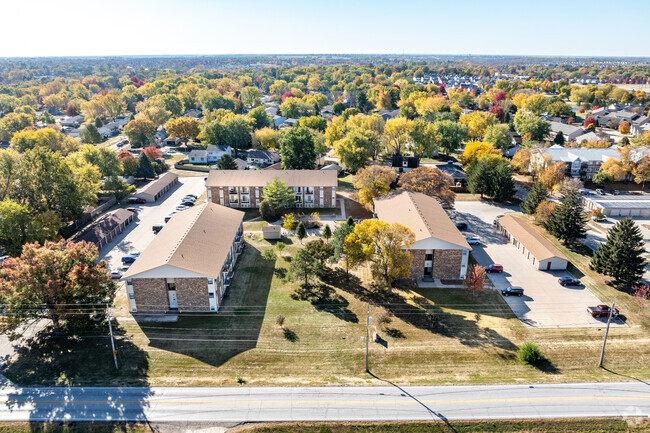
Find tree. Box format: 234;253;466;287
0;112;33;141
590;218;646;286
354;165;396;211
459;141;501;166
539;161;566;190
383;117;413;155
521;94;548;115
584;117;597;130
124;116;155;148
0;200;45;256
241;86;262;109
296;222;307;244
80;123;103;144
553;131;565;145
397;166;455;206
306;239;334;266
279;126;316;169
70;143;121;177
11;127;77;156
299;116;327;132
591;170;613;187
143;146;162;161
511;148;532;174
410;119;439;158
288;248;319;285
483;124;511;151
434;120;468;155
253;127;281;150
534;200;558;223
141;98;171;128
633;157;650;190
216;153;238;170
521;182;548;215
619;121;631;134
165;117;201;146
513;110;551;141
466;155;515;201
459;111;497;140
0;240;114;338
464;264;486;298
334;133;371;172
322;224;332;243
247;106;271;129
136;153;155;179
279;97;313;118
276;241;286;256
102;175;135;199
331;222;355;265
344;219;415;291
261;177;296;217
544;189;586;243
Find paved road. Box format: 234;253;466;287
99;176;206;274
0;382;647;422
453;202;624;328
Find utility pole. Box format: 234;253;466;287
365;303;370;373
107;304;119;370
599;302;615;368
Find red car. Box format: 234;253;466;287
485;264;503;273
128;197;146;204
587;305;619;318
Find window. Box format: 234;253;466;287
294;187;302;193
425;254;433;261
295;195;302;203
305;187;314;194
229;194;239;203
209;292;215;298
208;278;214;284
241;187;250;194
229;187;237;194
305;196;314;203
126;279;132;286
402;159;408;167
167;282;176;291
241;195;250;203
128;293;135;299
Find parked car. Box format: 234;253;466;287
126;207;139;213
152;224;164;234
182;196;196;203
465;236;480;245
164;212;177;223
110;270;123;280
501;286;524;297
455;222;468;230
121;254;138;264
558;276;581;286
181;200;195;207
595;189;605;195
485;264;503;273
176;205;189;211
493;215;504;225
587;304;619;318
128;197;146;204
185;194;198;199
591;215;607;222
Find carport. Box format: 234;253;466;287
495;214;568;271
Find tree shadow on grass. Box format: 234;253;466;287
291;283;359;323
531;357;561;374
2;323;153;429
283;328;299;342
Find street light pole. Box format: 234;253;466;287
365;302;370;373
599;301;615;368
107;304;119;370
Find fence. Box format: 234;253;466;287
63;197;117;238
174;159;211;173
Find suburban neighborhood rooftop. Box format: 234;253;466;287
496;214;568;261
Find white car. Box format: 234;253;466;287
110;270;123;280
175;205;189;211
465;236;480;245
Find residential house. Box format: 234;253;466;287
549;121;586;142
206;145;232;163
136;172;179;202
189;150;208;164
123;203;245;313
530;145;620;180
436;161;466;186
583;194;650;218
392;155;419;174
373;190;471;281
206;169;338;209
495;214;568;270
246;150;280;166
60;115;84;128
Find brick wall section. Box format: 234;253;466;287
132;278;168;312
322;186;334;207
175;278;210;312
432;249;463;280
409;249;426;279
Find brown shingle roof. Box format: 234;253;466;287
206;169;337;188
373;190;470;249
497;214;568;261
137;172;179;197
72;209;133;246
124;203;243;279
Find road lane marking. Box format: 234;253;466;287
1;396;649;406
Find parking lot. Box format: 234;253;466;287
452;201;626;329
99;176;206;274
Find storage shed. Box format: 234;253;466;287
262;225;282;240
72;209;134;249
495;214;568;271
136;172;179;203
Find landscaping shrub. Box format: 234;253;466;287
519;342;543;365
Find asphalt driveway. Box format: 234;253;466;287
452;201;625;328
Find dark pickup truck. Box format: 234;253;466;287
587;304;619;318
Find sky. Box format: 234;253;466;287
2;0;650;58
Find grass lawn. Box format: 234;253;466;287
241;418;647;433
338;175;355;190
0;422;149;433
5;230;650;387
455;193;482;201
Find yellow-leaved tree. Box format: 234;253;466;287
459;111;497;140
459;141;501;166
353;165;396;211
344;219;415;292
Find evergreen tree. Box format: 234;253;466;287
322;224;332;243
296;222;307;244
80;123;103;144
261;177;296;214
491;160;516;201
346;216;355;227
544;189;586;243
590;218;646;286
466;158;493;198
216;153;238;170
521;182;548;215
136;152;155;179
553;131;565;145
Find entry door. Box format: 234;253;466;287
168;290;178;309
546;261;552;270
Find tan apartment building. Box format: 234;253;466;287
123;203;244;313
374;190;471;281
205;170;338;209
